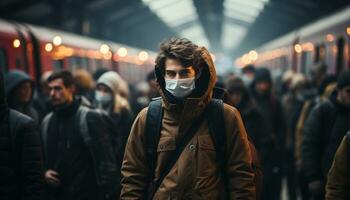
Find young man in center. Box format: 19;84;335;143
120;38;256;199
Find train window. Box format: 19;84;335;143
53;59;64;71
336;37;344;75
0;48;7;73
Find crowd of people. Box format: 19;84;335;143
0;38;350;200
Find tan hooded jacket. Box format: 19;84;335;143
120;47;255;199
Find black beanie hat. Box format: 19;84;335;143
337;70;350;89
254;68;272;84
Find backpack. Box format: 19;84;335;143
145;88;262;199
41;105;121;199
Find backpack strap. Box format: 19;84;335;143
346;131;350;156
41;112;53;155
145;98;163;184
76;105;91;145
207;99;229;199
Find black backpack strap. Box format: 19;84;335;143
76;106;91;145
207;99;229;199
145;98;163;185
41;112;53;156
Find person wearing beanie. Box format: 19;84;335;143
5;70;39;123
250;67;286;200
95;71;134;156
0;70;45;200
301;70;350;200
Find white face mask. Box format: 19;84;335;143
95;91;112;107
165;77;195;98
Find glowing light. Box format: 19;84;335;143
45;43;53;52
294;44;302;53
53;36;62;46
347;27;350;36
117;47;128;57
100;44;110;54
303;42;314;51
138;51;149;61
241;54;251;65
248;50;258;61
326;34;334;42
13;39;20;48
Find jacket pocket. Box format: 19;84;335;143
198;135;215;151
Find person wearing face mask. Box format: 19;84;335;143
42;70;120;200
95;71;134;156
120;38;256;199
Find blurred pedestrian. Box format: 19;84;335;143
42;70;120;200
301;70;350;200
0;70;45;200
5;70;39;123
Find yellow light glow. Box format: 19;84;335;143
117;47;128;57
303;42;314;51
294;44;302;53
45;43;53;52
53;36;62;46
326;34;334;42
138;51;149;61
248;50;258;61
241;54;251;65
100;44;110;54
13;39;20;48
347;27;350;36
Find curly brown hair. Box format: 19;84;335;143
155;38;204;75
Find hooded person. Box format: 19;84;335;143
5;70;39;123
95;71;134;153
120;38;256;199
250;67;286;200
0;70;45;200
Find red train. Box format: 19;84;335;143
0;19;156;84
235;6;350;78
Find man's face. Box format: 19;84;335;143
338;86;350;107
14;81;32;103
229;90;243;106
164;59;196;80
255;81;270;95
48;78;74;106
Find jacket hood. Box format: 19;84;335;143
4;70;33;96
155;46;216;113
154;46;216;132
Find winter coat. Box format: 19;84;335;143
120;47;256;199
0;109;45;200
326;133;350;200
42;99;119;200
4;70;39;122
301;92;350;183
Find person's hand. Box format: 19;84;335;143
308;180;321;196
45;170;61;187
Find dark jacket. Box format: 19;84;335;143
301;92;350;183
1;70;44;200
5;70;39;123
42;99;120;200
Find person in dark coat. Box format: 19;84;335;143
5;70;39;123
0;70;45;200
42;70;120;200
301;70;350;200
250;67;286;200
95;71;134;156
